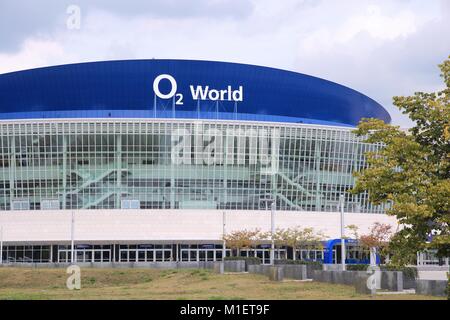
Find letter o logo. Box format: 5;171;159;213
153;74;177;99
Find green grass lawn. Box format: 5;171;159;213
0;267;443;300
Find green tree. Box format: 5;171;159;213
351;56;450;266
272;227;326;260
223;229;264;257
359;222;393;261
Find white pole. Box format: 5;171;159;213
71;210;75;264
340;194;346;271
222;211;226;261
0;226;3;265
270;201;275;265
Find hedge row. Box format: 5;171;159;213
223;257;323;267
274;259;323;267
345;264;418;278
223;256;261;265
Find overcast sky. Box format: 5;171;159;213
1;0;449;127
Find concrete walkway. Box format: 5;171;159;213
376;289;416;295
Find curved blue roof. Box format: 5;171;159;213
0;59;390;126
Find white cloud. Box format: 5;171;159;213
0;39;66;73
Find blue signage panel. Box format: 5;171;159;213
200;244;215;249
0;59;391;126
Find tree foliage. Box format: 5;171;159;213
272;226;327;259
223;229;265;256
345;224;360;240
351;56;450;265
345;223;393;261
358;222;393;252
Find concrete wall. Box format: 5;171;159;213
323;264;345;271
223;260;246;272
312;270;404;291
248;264;307;280
403;275;417;289
281;265;307;280
248;265;272;277
0;261;217;269
380;271;403;291
0;260;251;274
305;264;322;279
416;280;448;297
0;209;398;244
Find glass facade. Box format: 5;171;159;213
1;245;51;263
0;119;386;213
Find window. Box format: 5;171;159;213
11;199;30;211
121;199;140;209
41;199;60;210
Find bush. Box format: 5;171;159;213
224;256;261;265
274;259;322;268
381;265;418;279
345;264;418;278
346;264;369;271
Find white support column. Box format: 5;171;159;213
223;133;228;207
170;154;175;209
270;201;275;265
71;210;75;264
116;135;122;209
62;135;67;209
314;143;321;211
0;226;3;265
9;136;15;208
222;211;226;261
169;124;175;209
339;194;346;271
271;129;280;201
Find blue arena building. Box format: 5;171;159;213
0;60;397;265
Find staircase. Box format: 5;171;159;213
62;166;130;208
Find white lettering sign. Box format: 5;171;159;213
153;74;243;105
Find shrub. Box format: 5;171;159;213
381;265;418;279
346;264;369;271
274;259;322;268
345;264;418;278
224;256;261;265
